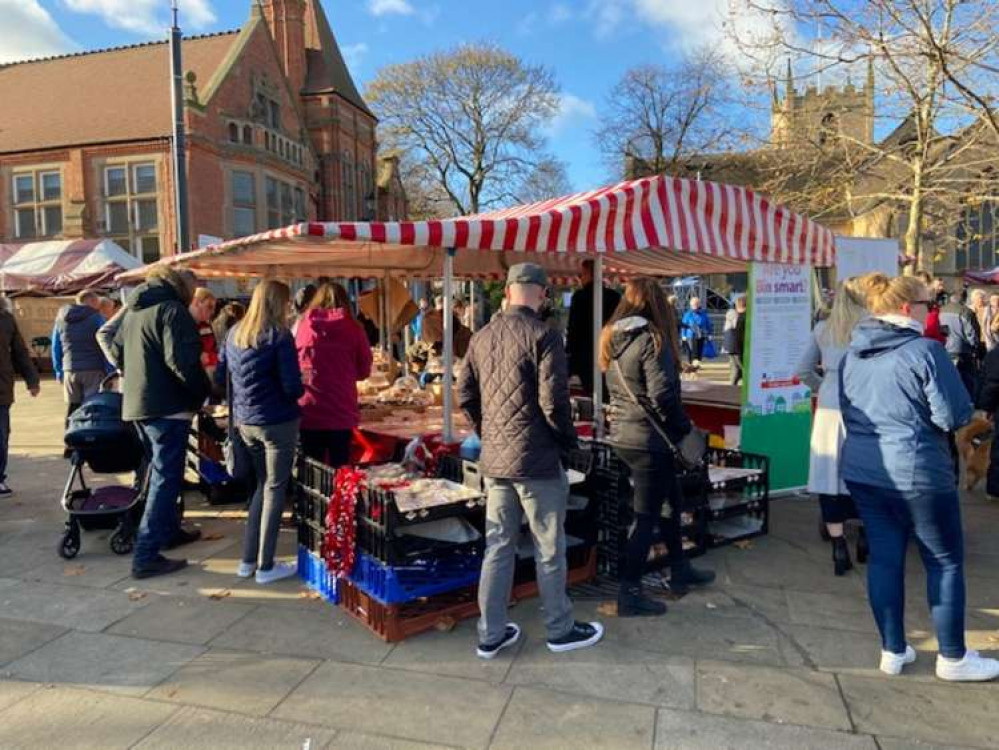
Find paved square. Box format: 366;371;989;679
1;383;997;748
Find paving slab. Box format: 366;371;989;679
696;660;852;731
716;540;865;596
147;649;319;715
839;673;999;748
611;608;794;667
3;631;203;696
106;596;256;645
0;616;66;666
712;582;792;624
0;679;40;713
785;590;879;633
17;554;135;589
327;732;462;750
490;686;655;750
0;578;151;632
505;638;695;709
209;602;394;664
273;661;511;748
876;739;982;750
654;707;878;749
133;705;335;750
0;685;178;750
380;618;518;683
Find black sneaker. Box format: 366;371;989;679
547;621;604;653
476;623;522;660
164;527;202;550
665;562;716;597
132;556;188;580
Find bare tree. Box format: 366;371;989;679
728;0;999;272
595;49;736;179
367;44;565;216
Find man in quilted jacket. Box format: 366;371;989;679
459;263;604;659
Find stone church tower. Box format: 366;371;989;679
771;58;875;148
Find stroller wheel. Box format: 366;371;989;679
110;528;134;556
58;530;80;559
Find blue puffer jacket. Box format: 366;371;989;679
216;327;303;427
840;317;973;492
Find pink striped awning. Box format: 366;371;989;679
119;175;835;282
1;239;141;294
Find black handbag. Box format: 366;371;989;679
612;359;707;471
222;374;253;481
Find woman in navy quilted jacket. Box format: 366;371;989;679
216;280;303;585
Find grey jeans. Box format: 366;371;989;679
238;419;299;572
478;471;574;644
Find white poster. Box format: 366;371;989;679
744;263;813;416
835;236;899;282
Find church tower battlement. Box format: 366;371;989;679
771;57;875;149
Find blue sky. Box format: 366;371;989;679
4;0;747;190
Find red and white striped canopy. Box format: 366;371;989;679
1;239;141;294
119;175;835;282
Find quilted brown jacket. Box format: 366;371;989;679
458;306;577;479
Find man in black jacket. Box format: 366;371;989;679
566;259;620;395
0;301;39;496
111;267;210;579
460;263;603;659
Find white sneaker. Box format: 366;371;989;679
879;644;917;675
236;562;255;579
0;482;13;497
255;561;297;585
936;650;999;682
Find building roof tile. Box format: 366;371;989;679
0;32;240;154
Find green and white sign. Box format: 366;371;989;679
741;262;813;492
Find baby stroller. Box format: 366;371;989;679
58;374;146;559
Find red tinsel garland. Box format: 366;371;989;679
323;466;365;578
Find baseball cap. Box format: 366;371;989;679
506;262;548;288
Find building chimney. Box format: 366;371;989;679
258;0;307;94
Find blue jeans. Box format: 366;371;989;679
134;418;189;567
846;481;966;658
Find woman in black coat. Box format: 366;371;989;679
601;277;715;616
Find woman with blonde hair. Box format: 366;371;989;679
217;280;303;584
602;277;714;616
296;281;372;467
797;277;868;575
840;272;998;681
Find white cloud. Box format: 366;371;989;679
549;3;572;23
342;42;368;72
368;0;415;16
546;93;598;136
517;11;539;37
0;0;76;63
62;0;216;36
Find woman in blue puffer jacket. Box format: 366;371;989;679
840;272;998;682
216;280;303;585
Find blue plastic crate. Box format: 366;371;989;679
297;546;339;604
348;548;482;605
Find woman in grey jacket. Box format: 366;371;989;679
602;278;714;617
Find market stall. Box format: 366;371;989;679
120;174;834;639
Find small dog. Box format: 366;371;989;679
956;416;994;491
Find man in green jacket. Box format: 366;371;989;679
111;267;210;579
0;300;40;496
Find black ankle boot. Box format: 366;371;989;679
856;527;869;564
832;536;853;576
618;583;668;617
666;561;717;597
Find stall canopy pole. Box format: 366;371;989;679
593;255;604;438
442;248;456;444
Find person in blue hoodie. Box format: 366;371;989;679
52;289;110;422
840;272;999;682
680;297;712;366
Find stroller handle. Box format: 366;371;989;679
99;371;122;393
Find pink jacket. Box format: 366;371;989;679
295;308;373;431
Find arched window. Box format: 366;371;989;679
243;125;253;145
228;123;239;143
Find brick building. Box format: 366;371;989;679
0;0;405;263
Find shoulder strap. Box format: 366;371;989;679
612;357;681;454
